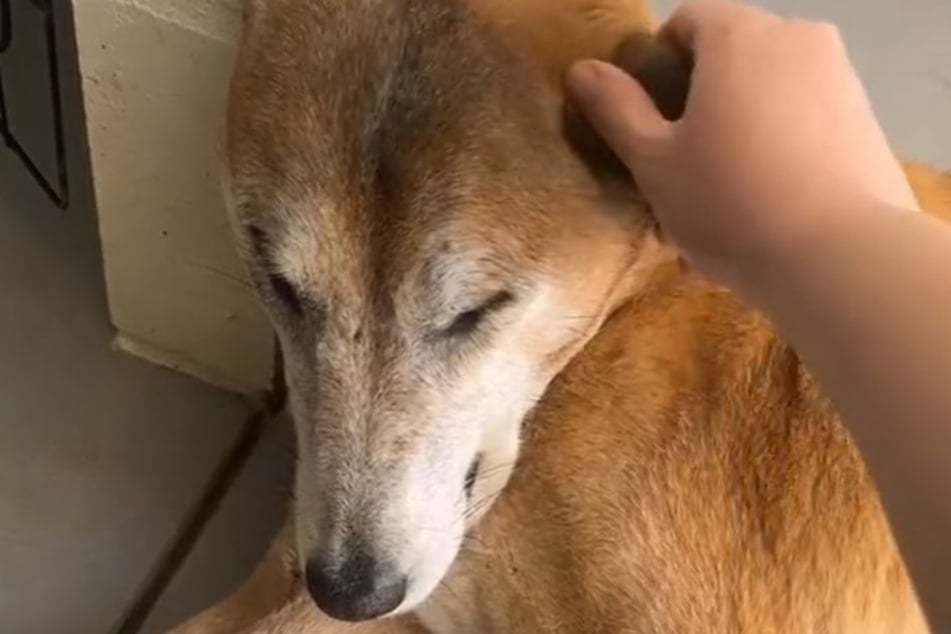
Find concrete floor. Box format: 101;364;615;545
0;141;291;634
0;1;948;634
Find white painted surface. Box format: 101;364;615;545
75;0;273;394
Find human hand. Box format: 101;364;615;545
567;0;918;287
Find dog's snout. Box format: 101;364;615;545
304;547;407;622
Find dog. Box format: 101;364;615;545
165;0;949;631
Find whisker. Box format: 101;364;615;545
473;461;517;481
461;486;507;525
435;574;464;609
558;312;600;322
461;531;491;552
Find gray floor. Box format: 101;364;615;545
0;145;290;634
138;416;293;634
1;1;949;634
0;1;293;630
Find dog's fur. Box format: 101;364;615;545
166;0;950;632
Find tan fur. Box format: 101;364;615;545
166;0;950;632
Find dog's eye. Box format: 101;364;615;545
464;453;482;498
268;272;303;315
445;290;514;338
446;307;485;338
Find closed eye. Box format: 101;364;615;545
246;225;305;316
444;290;514;338
268;272;304;315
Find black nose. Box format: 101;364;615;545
304;549;407;622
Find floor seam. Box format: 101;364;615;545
109;406;270;634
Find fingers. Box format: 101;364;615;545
565;60;672;170
661;0;776;50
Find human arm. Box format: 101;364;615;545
566;0;951;626
751;197;951;629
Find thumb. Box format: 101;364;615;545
566;60;672;170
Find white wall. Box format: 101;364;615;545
74;0;274;394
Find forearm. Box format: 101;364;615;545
744;204;951;627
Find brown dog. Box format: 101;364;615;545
166;0;949;632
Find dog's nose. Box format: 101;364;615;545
304;549;407;622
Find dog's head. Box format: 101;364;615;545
226;0;685;622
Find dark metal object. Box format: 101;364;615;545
0;0;70;207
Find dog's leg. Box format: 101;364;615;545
162;517;299;634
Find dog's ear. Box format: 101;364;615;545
562;32;692;187
611;32;692;121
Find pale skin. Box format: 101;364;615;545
567;0;951;629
